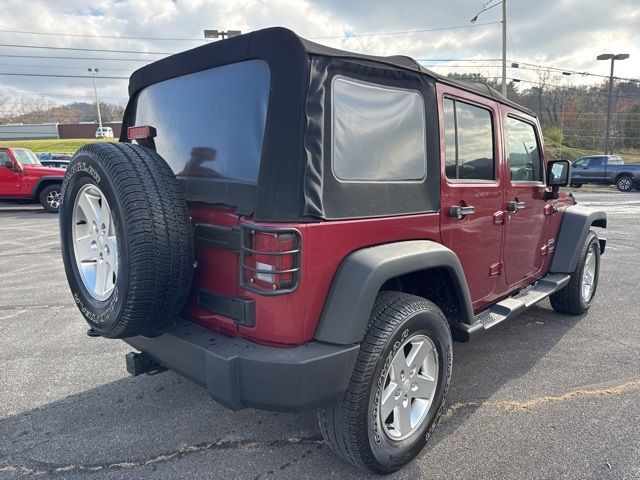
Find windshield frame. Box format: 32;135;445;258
14;149;42;166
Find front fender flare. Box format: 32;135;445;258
314;240;474;345
550;205;607;274
32;176;63;195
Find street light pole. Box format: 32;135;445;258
471;0;507;97
597;53;629;155
88;67;103;131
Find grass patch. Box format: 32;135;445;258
544;138;640;164
0;138;117;154
2;136;638;164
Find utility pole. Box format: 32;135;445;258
471;0;507;97
597;53;629;155
501;0;507;97
88;67;102;130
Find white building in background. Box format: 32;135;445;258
0;123;60;140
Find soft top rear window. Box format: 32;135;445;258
134;59;270;184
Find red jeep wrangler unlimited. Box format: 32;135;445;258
0;147;65;212
59;28;606;473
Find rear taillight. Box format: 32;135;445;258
127;125;157;140
240;226;301;295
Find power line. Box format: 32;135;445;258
0;62;130;72
309;22;502;39
0;28;206;42
0;43;171;55
0;72;128;80
0;53;153;62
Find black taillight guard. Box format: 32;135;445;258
240;225;301;295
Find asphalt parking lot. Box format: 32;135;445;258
1;191;639;480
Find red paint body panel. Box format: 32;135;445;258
182;205;241;338
186;209;441;346
436;84;505;310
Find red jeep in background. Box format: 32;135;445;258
58;28;606;473
0;147;65;212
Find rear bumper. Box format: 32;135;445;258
124;320;359;412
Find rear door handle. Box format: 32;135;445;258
449;205;476;218
507;201;526;212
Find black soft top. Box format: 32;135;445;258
122;28;534;221
127;27;531;116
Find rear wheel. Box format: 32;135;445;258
39;183;62;213
318;292;452;473
59;142;194;338
550;230;600;315
616;175;633;192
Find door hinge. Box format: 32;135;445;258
541;239;555;256
489;262;503;277
544;204;558;216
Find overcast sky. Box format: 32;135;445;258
0;0;638;108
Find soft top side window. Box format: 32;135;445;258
506;116;543;182
331;76;427;183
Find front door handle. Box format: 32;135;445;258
507;200;526;212
449;205;476;218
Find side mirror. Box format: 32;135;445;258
3;159;13;169
544;160;571;200
547;160;571;186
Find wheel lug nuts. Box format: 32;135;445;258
400;371;405;380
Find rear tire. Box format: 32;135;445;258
317;292;452;473
59;142;194;338
616;175;633;192
39;183;62;213
550;230;600;315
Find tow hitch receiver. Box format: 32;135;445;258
125;351;168;376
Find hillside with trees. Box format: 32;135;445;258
0;96;124;125
447;73;640;160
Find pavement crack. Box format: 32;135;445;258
0;436;324;477
441;378;640;420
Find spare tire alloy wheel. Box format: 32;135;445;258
59;142;194;339
72;184;118;301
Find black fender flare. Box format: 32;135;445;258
314;240;474;345
550;205;607;274
32;176;63;195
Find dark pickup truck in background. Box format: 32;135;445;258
571;155;640;192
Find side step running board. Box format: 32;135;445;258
452;273;570;342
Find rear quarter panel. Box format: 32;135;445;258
237;213;442;345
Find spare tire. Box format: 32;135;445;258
59;143;194;339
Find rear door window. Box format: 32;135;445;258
443;98;495;181
588;157;605;168
506;117;543;182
